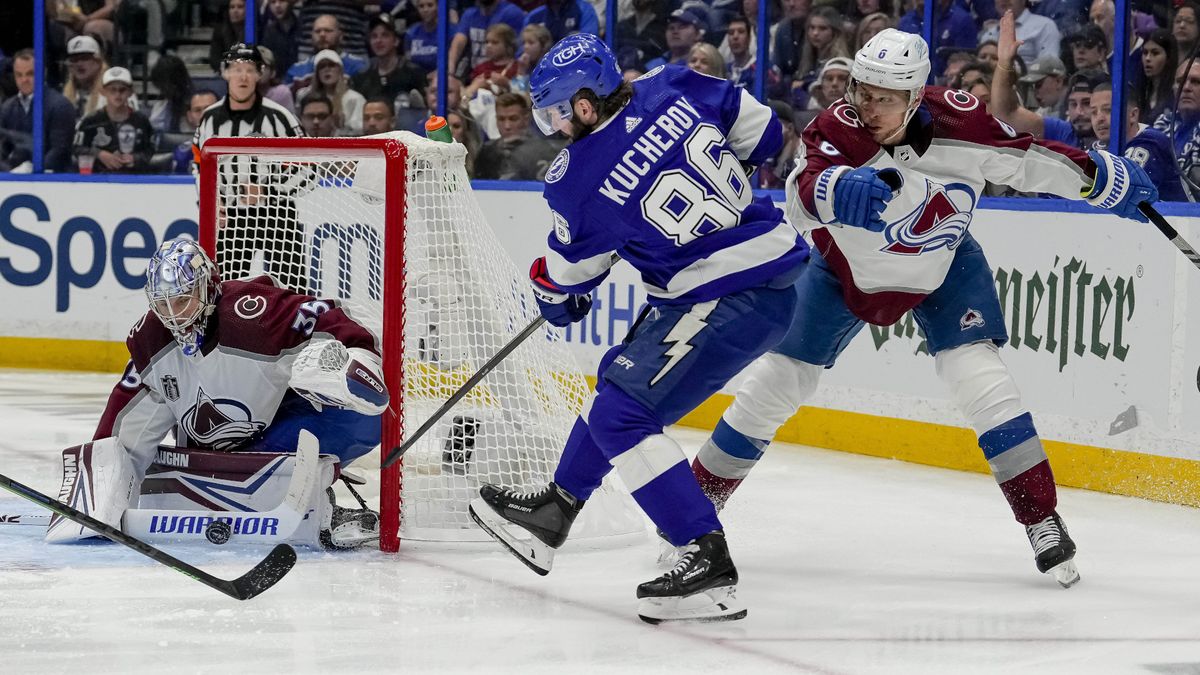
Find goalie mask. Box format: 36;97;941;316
146;239;220;356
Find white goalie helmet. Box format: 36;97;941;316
145;238;220;356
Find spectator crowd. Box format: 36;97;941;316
0;0;1192;200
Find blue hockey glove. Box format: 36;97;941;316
1085;149;1158;223
832;167;895;232
529;257;592;327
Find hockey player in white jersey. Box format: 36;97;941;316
46;239;390;549
689;29;1159;588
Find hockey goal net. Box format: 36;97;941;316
198;131;643;551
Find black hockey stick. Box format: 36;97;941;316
1140;203;1200;271
0;472;297;601
381;316;547;469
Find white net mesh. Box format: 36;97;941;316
205;132;644;544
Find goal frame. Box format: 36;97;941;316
198;136;408;552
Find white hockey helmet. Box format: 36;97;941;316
848;29;931;139
850;28;931;93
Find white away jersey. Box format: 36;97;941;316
95;277;380;476
787;86;1095;325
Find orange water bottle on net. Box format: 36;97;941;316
425;116;454;143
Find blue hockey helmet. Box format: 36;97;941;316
145;238;220;355
529;33;622;136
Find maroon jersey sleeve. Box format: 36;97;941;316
94;360;144;440
94;312;174;440
216;277;381;356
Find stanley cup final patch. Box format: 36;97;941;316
161;375;180;401
959;308;985;330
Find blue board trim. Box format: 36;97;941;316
1;176;1196;217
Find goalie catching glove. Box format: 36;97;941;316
289;339;389;415
529;256;592;327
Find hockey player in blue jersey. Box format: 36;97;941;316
468;33;809;623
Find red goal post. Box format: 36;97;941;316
198;135;408;551
197;132;644;554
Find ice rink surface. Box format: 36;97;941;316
1;369;1199;674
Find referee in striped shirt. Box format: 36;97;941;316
193;43;308;293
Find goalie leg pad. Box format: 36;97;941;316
136;445;337;548
141;446;335;512
46;438;138;543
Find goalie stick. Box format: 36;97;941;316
0;433;323;547
1141;203;1200;271
123;431;322;546
0;472;296;601
0;431;330;600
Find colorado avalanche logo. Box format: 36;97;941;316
960;308;986;330
233;295;267;319
831;102;863;128
943;90;980;112
180;387;266;451
881;180;975;255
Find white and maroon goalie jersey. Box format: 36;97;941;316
786;87;1097;325
95;276;381;473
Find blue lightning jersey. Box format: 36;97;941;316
541;65;808;306
1125;126;1191;203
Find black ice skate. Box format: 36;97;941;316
320;488;381;550
1025;511;1079;588
469;482;583;576
636;531;747;624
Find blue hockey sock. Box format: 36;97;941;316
611;434;722;546
552;416;612;502
978;412;1046;480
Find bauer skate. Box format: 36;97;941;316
320;488;380;550
637;531;747;624
1025;511;1079;588
469;482;582;576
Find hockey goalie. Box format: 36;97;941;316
45;238;388;549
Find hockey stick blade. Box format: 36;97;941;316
1140;202;1200;271
0;472;297;601
0;512;50;527
381;316;547;469
224;544;299;600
